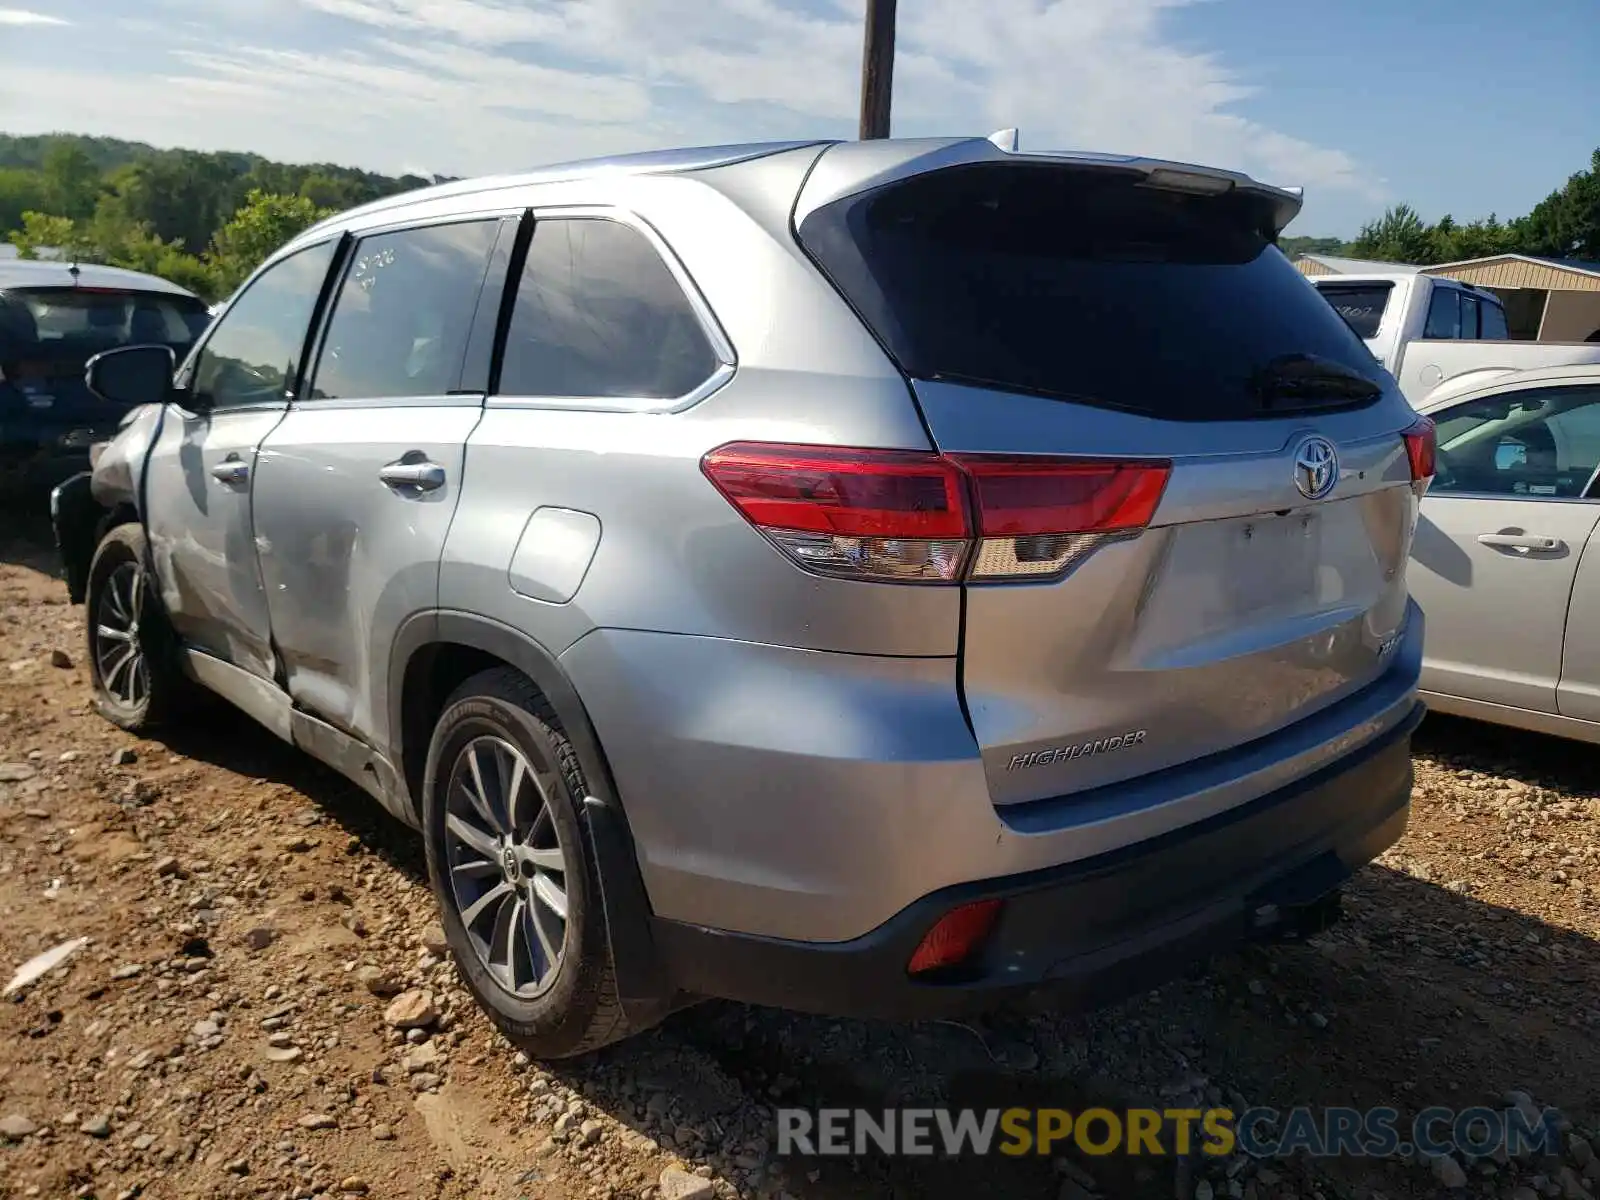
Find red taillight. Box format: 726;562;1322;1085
953;456;1171;537
701;442;1170;585
1402;416;1436;493
699;443;968;538
907;899;1003;975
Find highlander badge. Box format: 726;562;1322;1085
1007;730;1147;771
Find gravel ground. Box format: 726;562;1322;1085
5;515;1600;1200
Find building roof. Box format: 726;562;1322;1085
1295;254;1420;277
1422;253;1600;292
0;258;198;298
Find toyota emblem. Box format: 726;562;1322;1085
1292;435;1339;501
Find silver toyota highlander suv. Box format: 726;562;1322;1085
50;135;1435;1058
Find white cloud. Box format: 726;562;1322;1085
0;8;67;24
278;0;1375;197
0;0;1379;224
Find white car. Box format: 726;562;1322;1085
1409;363;1600;741
1312;273;1600;406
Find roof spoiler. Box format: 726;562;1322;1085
797;134;1306;234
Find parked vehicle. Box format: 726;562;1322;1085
52;136;1431;1058
1311;272;1600;406
1408;362;1600;741
0;260;210;493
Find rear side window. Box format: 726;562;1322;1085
498;217;720;401
797;162;1385;421
307;219;500;401
1481;299;1510;339
1315;283;1392;339
1424;287;1462;339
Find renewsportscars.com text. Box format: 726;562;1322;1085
776;1105;1559;1160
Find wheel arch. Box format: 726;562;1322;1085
389;611;677;1024
52;471;138;605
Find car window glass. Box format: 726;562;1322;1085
192;241;338;410
1481;300;1510;339
1546;399;1600;481
1433;386;1600;498
307;220;499;401
1315;283;1391;339
1423;287;1461;339
6;290;208;350
1460;295;1480;339
799;163;1385;420
498;217;720;401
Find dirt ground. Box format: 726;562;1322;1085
4;512;1600;1200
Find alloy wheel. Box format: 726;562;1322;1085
94;562;149;710
443;735;570;996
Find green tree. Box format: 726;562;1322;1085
1514;148;1600;261
207;190;332;295
40;142;101;219
9;212;85;260
1438;214;1517;261
1279;235;1352;259
299;171;366;210
116;150;244;253
0;167;48;236
1349;204;1438;264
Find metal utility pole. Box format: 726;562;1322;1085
858;0;897;140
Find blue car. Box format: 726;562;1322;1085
1;259;211;493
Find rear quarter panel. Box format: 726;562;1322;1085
439;171;961;658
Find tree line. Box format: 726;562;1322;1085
5;133;1598;296
0;134;448;301
1285;147;1600;267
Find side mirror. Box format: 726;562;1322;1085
85;345;177;408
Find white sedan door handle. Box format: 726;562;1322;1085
1477;532;1563;552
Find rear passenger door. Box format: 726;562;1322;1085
250;215;515;748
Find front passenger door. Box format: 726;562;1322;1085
251;216;511;749
143;240;341;679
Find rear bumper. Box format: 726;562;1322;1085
654;699;1421;1019
561;607;1423;944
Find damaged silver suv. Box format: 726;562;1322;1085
52;135;1433;1058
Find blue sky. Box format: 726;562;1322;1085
1;0;1595;237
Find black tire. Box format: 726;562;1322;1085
421;667;635;1059
84;522;188;732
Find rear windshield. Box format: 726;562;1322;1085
0;288;210;360
797;162;1385;420
1314;283;1392;340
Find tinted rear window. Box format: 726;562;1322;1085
0;288;210;360
1315;283;1392;339
798;163;1385;420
